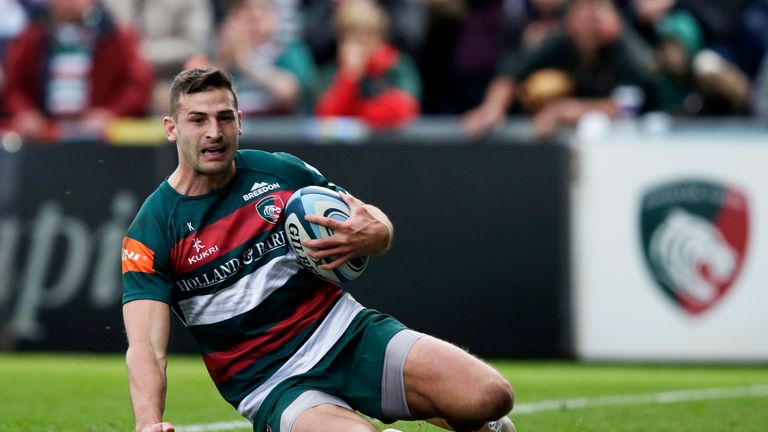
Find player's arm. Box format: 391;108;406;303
124;299;175;432
303;192;393;270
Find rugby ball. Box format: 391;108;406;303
283;186;368;283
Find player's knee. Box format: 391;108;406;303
477;376;514;419
445;378;513;432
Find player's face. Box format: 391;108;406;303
165;88;242;177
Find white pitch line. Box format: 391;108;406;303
513;384;768;414
176;421;251;432
175;384;768;431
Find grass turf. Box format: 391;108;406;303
0;354;766;431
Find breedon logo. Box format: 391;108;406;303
639;180;749;315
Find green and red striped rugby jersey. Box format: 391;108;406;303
121;150;365;415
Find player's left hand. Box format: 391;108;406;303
302;192;392;270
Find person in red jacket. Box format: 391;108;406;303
314;0;421;130
3;0;153;140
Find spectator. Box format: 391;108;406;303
652;7;750;115
418;0;564;114
192;0;314;116
212;0;301;43
314;0;421;130
302;0;426;66
629;0;764;83
625;0;678;46
676;0;759;77
0;0;31;119
461;0;657;138
650;8;702;111
455;0;566;113
420;0;502;114
3;0;153;140
101;0;213;114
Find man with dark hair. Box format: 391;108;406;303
190;0;315;116
461;0;657;137
167;67;240;118
122;67;515;432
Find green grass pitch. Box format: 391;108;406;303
0;353;766;431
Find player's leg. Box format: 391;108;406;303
403;335;514;431
292;403;380;432
279;390;389;432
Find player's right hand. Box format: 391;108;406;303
140;422;175;432
303;192;391;269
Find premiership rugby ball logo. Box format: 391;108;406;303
639;180;749;315
255;195;283;224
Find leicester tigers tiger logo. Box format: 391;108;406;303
256;195;284;224
640;180;749;315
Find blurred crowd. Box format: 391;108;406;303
0;0;766;141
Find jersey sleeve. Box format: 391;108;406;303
272;152;347;194
121;200;174;305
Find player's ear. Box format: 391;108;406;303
163;116;177;141
238;111;244;135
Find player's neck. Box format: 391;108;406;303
167;165;236;196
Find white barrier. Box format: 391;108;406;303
572;127;768;361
